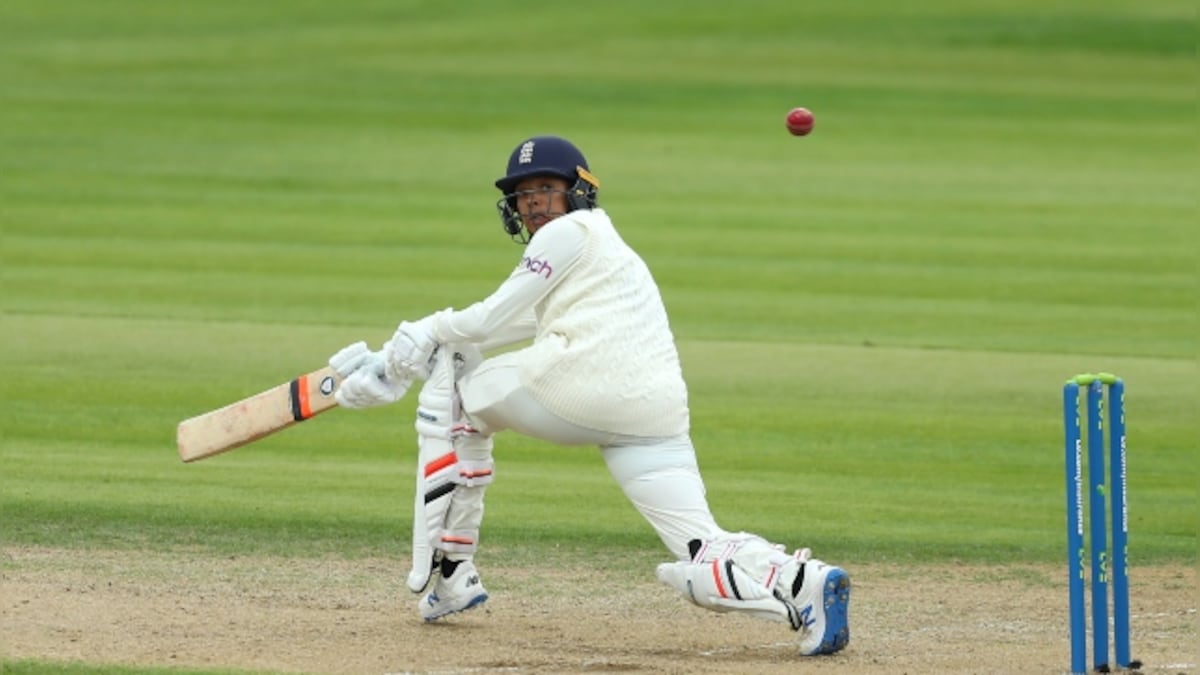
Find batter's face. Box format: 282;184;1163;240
514;176;570;237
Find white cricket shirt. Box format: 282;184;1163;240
431;208;690;437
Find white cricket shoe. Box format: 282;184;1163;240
785;557;851;656
419;560;488;622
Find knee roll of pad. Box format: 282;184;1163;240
453;457;494;487
452;420;495;486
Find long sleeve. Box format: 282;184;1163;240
431;218;586;347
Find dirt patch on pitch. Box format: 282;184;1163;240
2;547;1195;674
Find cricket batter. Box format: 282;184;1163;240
329;135;851;656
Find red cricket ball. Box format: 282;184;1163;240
786;107;815;136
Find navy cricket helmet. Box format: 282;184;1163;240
494;135;600;243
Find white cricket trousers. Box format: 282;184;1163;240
459;353;727;560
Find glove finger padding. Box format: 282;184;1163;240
329;341;371;377
335;366;412;409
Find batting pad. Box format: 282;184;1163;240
656;558;792;625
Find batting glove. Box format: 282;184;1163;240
335;366;411;409
329;340;412;409
384;310;446;382
329;341;373;378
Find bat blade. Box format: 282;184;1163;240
177;365;342;463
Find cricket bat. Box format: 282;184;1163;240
176;366;342;463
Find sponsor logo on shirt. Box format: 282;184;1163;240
521;256;553;279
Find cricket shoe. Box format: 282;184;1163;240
784;557;851;656
419;560;488;622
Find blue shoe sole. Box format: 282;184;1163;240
813;570;851;655
423;592;489;622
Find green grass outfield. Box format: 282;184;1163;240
2;1;1195;672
